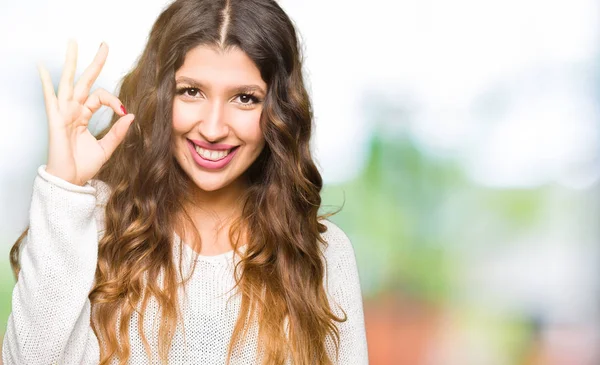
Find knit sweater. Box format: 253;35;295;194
2;165;369;364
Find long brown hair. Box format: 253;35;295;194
10;0;345;363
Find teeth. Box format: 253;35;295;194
194;145;231;161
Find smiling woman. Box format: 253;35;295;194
2;0;368;364
172;46;266;195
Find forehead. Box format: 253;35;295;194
175;45;266;88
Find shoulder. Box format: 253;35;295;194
318;219;365;309
319;219;354;253
318;219;359;276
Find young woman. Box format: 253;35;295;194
2;0;368;364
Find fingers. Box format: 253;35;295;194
98;114;135;159
73;42;108;103
58;39;78;101
83;88;126;117
37;62;57;114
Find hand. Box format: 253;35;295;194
40;40;135;186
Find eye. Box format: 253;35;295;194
234;93;261;107
176;87;202;98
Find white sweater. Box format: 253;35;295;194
2;165;369;364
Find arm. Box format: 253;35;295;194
2;165;101;365
322;220;369;364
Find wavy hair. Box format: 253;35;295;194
11;0;345;364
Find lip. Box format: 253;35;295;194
187;139;239;170
188;138;238;151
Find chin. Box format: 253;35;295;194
190;175;232;193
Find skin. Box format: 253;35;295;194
172;45;267;255
41;40;135;187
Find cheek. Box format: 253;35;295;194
231;109;264;146
172;100;198;133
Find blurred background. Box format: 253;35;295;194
1;0;599;364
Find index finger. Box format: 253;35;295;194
73;42;109;103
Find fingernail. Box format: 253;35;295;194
120;105;127;115
99;42;104;49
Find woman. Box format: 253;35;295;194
2;0;368;364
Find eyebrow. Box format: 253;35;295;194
175;76;266;95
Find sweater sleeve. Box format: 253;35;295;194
2;165;102;365
322;220;369;364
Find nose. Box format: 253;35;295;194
197;100;229;143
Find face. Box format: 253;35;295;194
172;45;267;194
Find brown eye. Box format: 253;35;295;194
235;93;260;106
185;88;200;97
176;87;201;98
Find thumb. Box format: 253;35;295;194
98;114;135;159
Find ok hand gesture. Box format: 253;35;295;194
40;40;135;186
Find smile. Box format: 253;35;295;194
186;139;240;170
194;145;234;161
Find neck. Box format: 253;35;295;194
179;178;247;255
